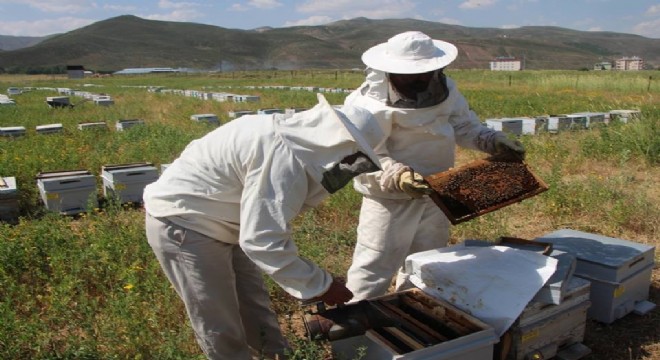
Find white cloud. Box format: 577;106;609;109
459;0;497;10
646;4;660;15
1;0;92;14
103;4;137;12
284;15;333;27
158;0;199;10
633;18;660;38
228;3;249;11
143;9;204;22
248;0;282;9
0;17;94;36
296;0;415;17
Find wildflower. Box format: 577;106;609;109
123;284;134;291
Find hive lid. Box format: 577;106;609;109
425;157;548;225
102;162;154;172
36;169;91;179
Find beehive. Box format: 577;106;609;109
0;126;26;137
77;121;108;131
536;229;656;324
322;289;499;360
0;176;19;222
35;123;63;135
190;113;219;124
425;159;548;224
36;170;98;215
101;163;159;204
115;119;145;131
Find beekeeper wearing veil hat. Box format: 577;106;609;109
344;31;526;300
143;93;383;360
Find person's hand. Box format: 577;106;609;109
494;134;526;160
398;170;434;199
317;278;353;306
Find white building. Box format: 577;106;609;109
490;57;522;71
614;57;644;71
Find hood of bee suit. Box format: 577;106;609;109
274;93;383;184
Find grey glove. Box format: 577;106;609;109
494;134;526;160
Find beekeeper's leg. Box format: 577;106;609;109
146;213;251;360
233;246;290;359
394;198;451;291
346;196;425;300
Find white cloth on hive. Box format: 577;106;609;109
404;245;558;336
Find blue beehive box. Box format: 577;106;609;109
535;229;656;324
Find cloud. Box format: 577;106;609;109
143;9;204;22
1;0;92;14
103;4;137;12
646;4;660;15
296;0;416;18
459;0;497;10
248;0;282;9
284;15;333;27
228;3;249;11
633;18;660;38
158;0;199;10
0;17;94;36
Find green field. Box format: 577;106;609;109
0;70;658;359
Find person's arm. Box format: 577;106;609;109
238;148;349;303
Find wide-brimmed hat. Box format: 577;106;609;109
362;31;458;74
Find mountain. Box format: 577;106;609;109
0;15;658;72
0;35;47;51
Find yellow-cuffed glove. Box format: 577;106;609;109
397;170;434;199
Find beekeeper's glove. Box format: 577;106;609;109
494;133;526;160
398;170;434;199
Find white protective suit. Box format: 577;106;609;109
143;94;382;359
344;68;503;300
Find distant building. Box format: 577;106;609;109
113;67;179;75
614;57;644;71
67;65;86;79
593;61;612;71
490;56;522;71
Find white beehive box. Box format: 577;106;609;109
93;95;114;106
608;109;641;124
227;110;256;119
571;112;607;128
546;115;572;133
0;126;26;137
36;170;98;215
190;113;220;124
36;123;63;135
45;96;71;108
565;114;588;130
116;119;145;131
536;229;656;324
0;176;20;222
78;121;108;130
233;95;260;102
257;108;285;115
508;277;592;360
331;289;499;360
485;118;524;135
102;163;159;204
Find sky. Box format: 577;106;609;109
0;0;658;38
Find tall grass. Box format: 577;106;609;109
1;70;658;359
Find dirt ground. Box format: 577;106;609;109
287;266;660;360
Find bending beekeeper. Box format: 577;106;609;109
143;93;383;360
344;31;526;300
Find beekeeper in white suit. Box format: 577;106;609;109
344;31;526;300
143;93;383;360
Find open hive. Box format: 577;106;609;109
425;158;548;225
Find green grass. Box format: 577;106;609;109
0;70;658;359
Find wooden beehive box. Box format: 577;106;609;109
425;158;548;225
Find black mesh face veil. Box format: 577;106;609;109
321;152;380;194
388;69;449;109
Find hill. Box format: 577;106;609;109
0;35;47;51
0;15;658;72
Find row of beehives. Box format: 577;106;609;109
484;109;641;135
0;162;168;221
0;119;145;137
0;94;17;106
4;86;116;107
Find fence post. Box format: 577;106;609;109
648;76;653;92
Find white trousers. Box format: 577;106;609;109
346;196;450;300
145;213;289;360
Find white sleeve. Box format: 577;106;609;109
238;154;332;300
449;91;501;154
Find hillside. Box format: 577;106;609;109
0;35;46;51
0;15;658;72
